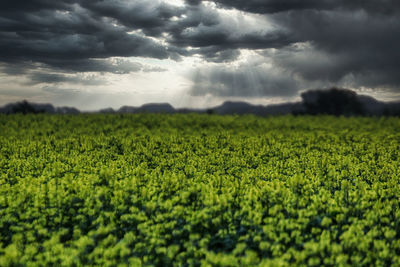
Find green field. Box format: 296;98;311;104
0;114;399;266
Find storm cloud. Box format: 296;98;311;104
210;0;400;15
0;0;174;72
188;0;400;96
269;9;400;90
0;0;399;106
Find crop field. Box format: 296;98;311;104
0;114;400;266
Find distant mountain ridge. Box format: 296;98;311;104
1;88;400;116
118;103;175;114
0;100;80;115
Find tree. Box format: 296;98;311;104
301;88;365;116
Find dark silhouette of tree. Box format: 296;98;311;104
383;105;400;116
301;87;365;116
11;100;38;114
206;108;215;115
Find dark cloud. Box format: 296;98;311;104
0;0;297;68
185;0;202;6
0;0;173;75
187;0;400;96
0;0;76;12
200;1;400;92
0;26;169;63
44;58;167;74
25;73;106;86
170;27;295;50
210;0;335;14
0;0;295;68
195;48;241;63
0;62;33;75
46;59;144;74
210;0;400;15
0;58;147;75
0;0;400;100
80;0;185;36
269;9;400;90
164;3;297;62
1;58;166;89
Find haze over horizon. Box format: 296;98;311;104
1;0;400;110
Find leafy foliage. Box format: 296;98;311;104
0;114;399;266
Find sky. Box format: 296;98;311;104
0;0;399;110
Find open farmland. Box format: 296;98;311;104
0;114;400;266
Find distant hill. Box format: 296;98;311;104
212;101;304;116
0;100;80;115
117;103;175;114
1;88;400;116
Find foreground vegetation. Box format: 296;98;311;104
0;114;399;266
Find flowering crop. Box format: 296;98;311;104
0;114;399;266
